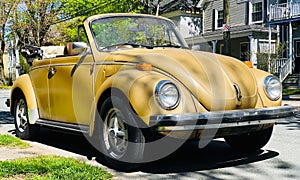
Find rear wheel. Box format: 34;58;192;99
94;95;145;171
14;94;39;140
224;125;273;152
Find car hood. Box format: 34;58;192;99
105;48;258;111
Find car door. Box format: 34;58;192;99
48;54;94;125
29;59;51;120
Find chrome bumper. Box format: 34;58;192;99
150;106;299;132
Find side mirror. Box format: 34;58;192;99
64;42;90;55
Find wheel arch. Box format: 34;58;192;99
89;87;132;136
10;74;39;124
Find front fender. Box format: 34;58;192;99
89;69;198;136
10;74;39;124
250;68;282;107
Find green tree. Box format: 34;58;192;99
0;0;20;85
10;0;63;47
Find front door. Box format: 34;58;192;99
294;40;300;74
48;55;94;125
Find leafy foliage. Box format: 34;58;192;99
19;55;30;75
9;0;63;47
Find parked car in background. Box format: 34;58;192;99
8;13;299;171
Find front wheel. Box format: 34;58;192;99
94;95;145;171
224;125;273;152
14;94;39;140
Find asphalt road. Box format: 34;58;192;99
1;89;300;179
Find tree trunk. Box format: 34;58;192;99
0;39;6;85
223;0;231;56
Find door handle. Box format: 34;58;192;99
48;67;56;79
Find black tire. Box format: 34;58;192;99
94;94;145;171
14;93;39;140
224;126;273;152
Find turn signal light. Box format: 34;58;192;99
136;63;152;71
244;61;253;68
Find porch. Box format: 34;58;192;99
269;2;300;21
269;58;292;82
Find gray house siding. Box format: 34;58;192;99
204;0;248;33
203;0;223;32
231;1;248;26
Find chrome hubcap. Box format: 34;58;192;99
16;99;28;133
103;108;128;159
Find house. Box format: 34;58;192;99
159;0;202;39
182;0;278;71
268;0;300;84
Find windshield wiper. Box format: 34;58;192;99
100;42;153;51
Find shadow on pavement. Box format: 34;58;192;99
282;94;300;101
32;128;279;173
0;110;280;174
0;111;14;124
141;140;278;173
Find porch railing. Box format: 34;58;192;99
279;58;292;82
269;2;300;21
269;58;288;75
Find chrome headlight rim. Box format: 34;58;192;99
263;75;282;101
155;80;180;110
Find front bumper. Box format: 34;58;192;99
150;106;299;132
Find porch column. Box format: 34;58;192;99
268;25;272;73
212;40;217;53
248;35;257;68
289;21;293;73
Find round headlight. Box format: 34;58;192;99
264;75;282;101
155;80;180;110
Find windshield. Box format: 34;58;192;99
90;15;188;51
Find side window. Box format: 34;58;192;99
78;25;89;44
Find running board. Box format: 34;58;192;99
36;119;89;133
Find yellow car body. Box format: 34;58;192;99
9;13;298;170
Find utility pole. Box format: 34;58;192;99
223;0;230;56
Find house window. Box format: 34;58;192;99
296;41;300;57
251;1;263;22
220;44;224;54
214;9;224;29
217;10;224;28
240;43;249;61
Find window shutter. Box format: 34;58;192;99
263;0;267;23
245;3;249;25
212;9;216;31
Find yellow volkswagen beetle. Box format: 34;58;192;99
9;13;298;171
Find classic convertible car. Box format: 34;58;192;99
9;13;298;170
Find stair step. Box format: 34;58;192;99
282;74;300;89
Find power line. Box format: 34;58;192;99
53;0;120;25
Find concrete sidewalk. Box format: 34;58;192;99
282;94;300;106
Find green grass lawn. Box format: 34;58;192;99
0;134;113;179
0;134;31;149
0;85;11;89
0;156;113;179
283;89;300;95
